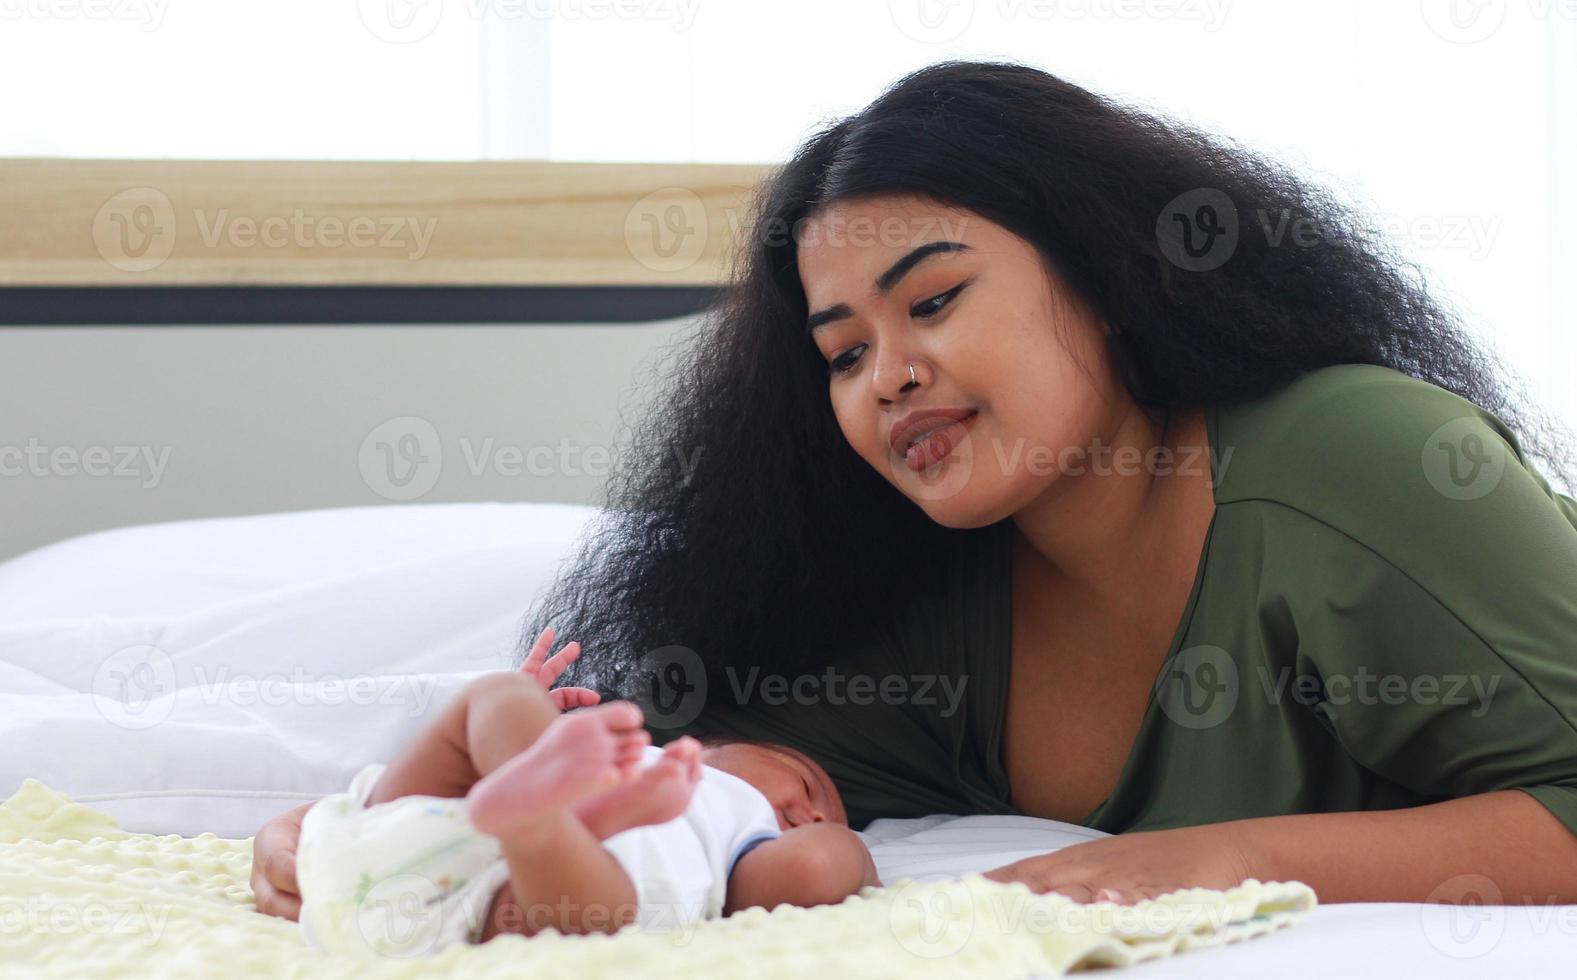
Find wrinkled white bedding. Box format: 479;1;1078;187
0;502;601;837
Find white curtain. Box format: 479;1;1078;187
541;0;1577;444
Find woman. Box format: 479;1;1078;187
254;60;1577;915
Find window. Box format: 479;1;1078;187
4;0;1572;430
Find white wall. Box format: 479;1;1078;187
0;318;700;562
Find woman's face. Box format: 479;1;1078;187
796;194;1129;528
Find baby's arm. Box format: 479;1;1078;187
723;823;880;915
367;624;593;804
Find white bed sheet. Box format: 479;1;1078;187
2;503;1572;976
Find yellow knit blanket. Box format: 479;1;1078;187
0;778;1316;977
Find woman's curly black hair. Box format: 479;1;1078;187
517;59;1573;700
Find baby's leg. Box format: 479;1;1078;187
365;672;646;805
361;672;655;937
467;707;650;936
478;736;705;940
484;810;642;937
574;735;704;839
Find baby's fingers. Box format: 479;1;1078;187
519;626;556;676
550;686;601;711
536;641;582;687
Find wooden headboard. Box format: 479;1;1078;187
0;160;777;556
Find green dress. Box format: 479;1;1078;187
660;364;1577;837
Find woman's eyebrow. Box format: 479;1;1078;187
805;240;972;336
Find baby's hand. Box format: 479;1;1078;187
519;626;602;711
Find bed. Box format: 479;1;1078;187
0;502;1570;976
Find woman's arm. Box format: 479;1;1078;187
985;789;1577;905
1235;789;1577;904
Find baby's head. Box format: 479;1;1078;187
696;736;847;830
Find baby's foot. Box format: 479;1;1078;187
575;736;703;839
466;701;649;837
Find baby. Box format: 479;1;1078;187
295;629;879;957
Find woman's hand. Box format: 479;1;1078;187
519;625;602;711
982;823;1258;905
250;800;313;920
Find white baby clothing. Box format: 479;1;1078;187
296;744;782;957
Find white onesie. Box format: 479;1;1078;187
296;744;782;957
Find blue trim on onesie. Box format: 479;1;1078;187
726;833;779;877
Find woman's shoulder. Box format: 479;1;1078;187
1209;362;1575;591
1212;362;1531;513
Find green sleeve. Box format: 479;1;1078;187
1280;381;1577;840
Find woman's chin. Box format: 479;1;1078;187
910;488;1007;530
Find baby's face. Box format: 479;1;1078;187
701;742;848;830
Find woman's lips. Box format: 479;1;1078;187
903;411;979;471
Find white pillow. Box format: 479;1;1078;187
0;502;601;838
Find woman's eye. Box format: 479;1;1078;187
828;345;866;376
826;279;971;378
910;279;971;319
